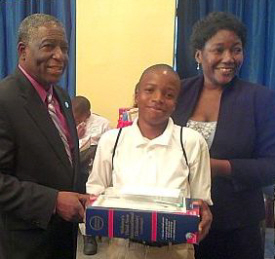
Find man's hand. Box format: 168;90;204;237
193;200;213;242
56;192;89;222
78;193;91;208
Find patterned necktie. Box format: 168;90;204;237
47;92;72;165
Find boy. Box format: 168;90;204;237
86;64;212;259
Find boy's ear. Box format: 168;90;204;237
134;92;138;106
134;83;139;106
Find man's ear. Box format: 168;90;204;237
195;50;202;63
18;42;27;60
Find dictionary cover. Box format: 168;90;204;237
86;187;200;244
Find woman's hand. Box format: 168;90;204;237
210;158;231;178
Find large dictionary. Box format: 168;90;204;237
86;187;200;244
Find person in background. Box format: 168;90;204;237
172;12;275;259
0;14;90;259
72;96;111;149
72;95;111;255
86;64;213;259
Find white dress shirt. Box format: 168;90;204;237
86;118;212;204
79;113;111;149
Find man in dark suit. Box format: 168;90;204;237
0;14;89;259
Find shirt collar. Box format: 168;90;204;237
132;117;174;147
18;65;51;103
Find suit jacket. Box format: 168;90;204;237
0;68;80;258
172;75;275;230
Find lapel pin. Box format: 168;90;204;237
65;101;69;108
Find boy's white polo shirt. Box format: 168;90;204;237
87;118;212;205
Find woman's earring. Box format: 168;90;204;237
197;63;200;70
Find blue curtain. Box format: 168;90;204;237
176;0;275;90
0;0;76;96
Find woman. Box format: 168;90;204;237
86;64;212;259
172;12;275;259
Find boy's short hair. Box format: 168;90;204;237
72;96;91;117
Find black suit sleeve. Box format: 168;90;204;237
0;102;58;230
